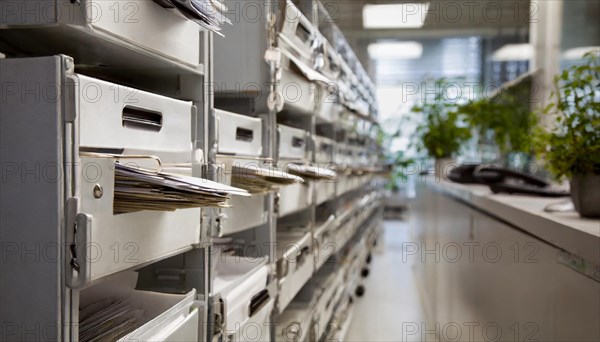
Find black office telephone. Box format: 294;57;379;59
448;164;570;197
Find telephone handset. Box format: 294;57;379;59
449;164;569;197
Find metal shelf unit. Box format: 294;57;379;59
0;1;386;341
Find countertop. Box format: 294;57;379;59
425;178;600;264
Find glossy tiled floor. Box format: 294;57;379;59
345;220;434;342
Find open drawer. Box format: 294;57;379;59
274;301;315;342
276;230;315;312
217;110;263;157
278;66;316;115
277;1;329;115
315;39;342;122
279;125;309;161
0;1;204;75
213;256;271;337
71;73;203;287
78;157;202;284
79;272;202;342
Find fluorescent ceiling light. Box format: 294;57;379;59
368;41;424;60
363;3;430;29
562;46;600;60
492;44;533;61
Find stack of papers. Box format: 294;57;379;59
114;163;250;214
153;0;231;34
231;165;304;194
350;166;384;175
286;163;337;180
79;298;141;342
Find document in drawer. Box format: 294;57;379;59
231;165;304;194
114;163;249;214
79;298;140;342
286;164;337;181
153;0;231;34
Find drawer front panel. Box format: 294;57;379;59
221;195;267;235
77;74;193;158
217;110;263;157
90;0;201;67
278;182;313;217
279;125;308;160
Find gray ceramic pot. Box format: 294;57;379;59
570;174;600;218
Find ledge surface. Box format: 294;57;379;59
425;178;600;264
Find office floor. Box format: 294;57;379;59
346;220;433;342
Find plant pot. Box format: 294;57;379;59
435;158;456;181
570;174;600;218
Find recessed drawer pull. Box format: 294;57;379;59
292;137;305;148
236;127;254;142
249;289;270;317
122;106;163;132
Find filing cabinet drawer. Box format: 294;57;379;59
80;273;201;342
73;73;200;286
279;125;308;160
313;217;337;270
274;302;313;342
118;291;200;341
217;110;263;157
87;0;202;67
1;0;202;69
279;68;316;115
335;144;354;168
277;0;320;115
335;174;347;196
220;194;268;235
314;271;345;335
79;157;201;284
76;74;194;158
315;84;340;123
230;299;274;341
315;180;336;205
277;231;315;312
278;182;313;217
278;0;315;64
314;136;335;164
214;256;271;336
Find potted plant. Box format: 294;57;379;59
411;79;471;179
456;78;538;167
535;52;600;217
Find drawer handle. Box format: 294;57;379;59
236;127;254;142
295;21;312;44
292;137;304;148
122;106;163;132
249;289;270;317
320;144;333;155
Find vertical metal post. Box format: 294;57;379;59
204;28;217;341
530;0;563;127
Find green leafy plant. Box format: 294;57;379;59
375;123;414;191
456;81;538;154
534;52;600;179
411;79;472;158
385;151;414;191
